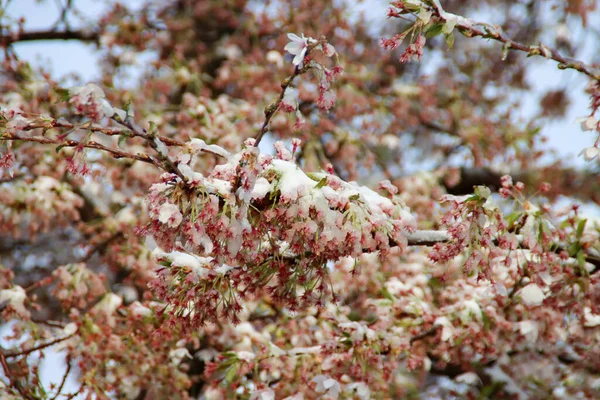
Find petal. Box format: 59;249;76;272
284;42;302;54
292;49;307;65
287;33;302;42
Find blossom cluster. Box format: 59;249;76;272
146;139;416;326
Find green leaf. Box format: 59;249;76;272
348;194;360;201
403;3;421;12
118;134;128;148
506;212;522;227
54;87;71;102
55;144;67;153
576;250;587;273
380;286;394;302
576;219;587;239
224;365;238;384
446;32;455;49
425;23;444;38
314;176;328;189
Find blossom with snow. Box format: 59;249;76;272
519;283;545;306
280;87;299;113
157;202;183;227
69;83;115;120
312;375;341;398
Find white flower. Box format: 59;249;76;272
519;283;545;306
459;300;482;323
579;146;600;162
169;347;192;365
94;293;122;315
579;116;598;131
284;33;314;65
6;114;29;129
313;375;341;398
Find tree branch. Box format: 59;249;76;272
4;334;75;359
1;133;159;165
0;30;99;47
427;0;600;81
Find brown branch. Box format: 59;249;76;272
410;324;442;344
50;355;72;400
255;65;303;146
0;30;99;47
0;350;34;399
255;39;326;146
427;1;600;81
4;334;75;359
80;231;124;262
442;166;600;204
1;133;159;165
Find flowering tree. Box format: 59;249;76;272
1;0;600;398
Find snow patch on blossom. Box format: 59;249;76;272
518;283;545;306
156;250;213;279
188;138;232;159
158;202;183;227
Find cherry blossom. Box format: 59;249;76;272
284;33;315;65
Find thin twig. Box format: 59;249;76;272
1;133;158;165
4;333;75;359
50;355;72;400
80;231;124;262
0;349;34;399
0;30;98;47
410;325;442;344
255;39;326;146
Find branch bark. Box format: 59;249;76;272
0;30;99;47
